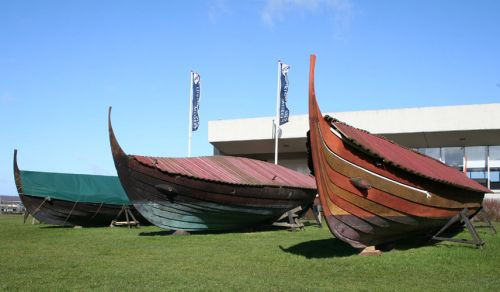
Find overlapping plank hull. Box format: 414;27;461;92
307;55;485;248
19;194;133;227
313;148;480;247
13;150;146;227
109;108;316;232
115;153;312;231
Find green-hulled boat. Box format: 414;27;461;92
109;107;317;231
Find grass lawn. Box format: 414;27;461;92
0;214;498;291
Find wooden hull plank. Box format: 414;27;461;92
307;55;486;248
20;194;144;227
324;166;462;218
135;200;283;231
321;140;481;209
108;107;317;232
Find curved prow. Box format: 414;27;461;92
13;149;23;194
308;54;323;124
14;149;31;223
108;106;132;191
309;54;316;102
108;106;127;162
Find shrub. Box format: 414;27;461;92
475;198;500;222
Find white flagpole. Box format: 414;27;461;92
487;148;491;190
188;71;193;158
274;61;281;165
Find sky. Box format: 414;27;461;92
1;0;499;195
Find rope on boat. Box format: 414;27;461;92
62;200;78;226
15;176;24;194
32;197;50;216
25;197;50;224
89;202;104;220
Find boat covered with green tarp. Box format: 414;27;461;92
14;150;144;226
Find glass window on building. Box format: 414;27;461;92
417;148;441;161
465;146;487;187
465;146;486;168
489;146;500;190
443;147;464;171
467;170;488;187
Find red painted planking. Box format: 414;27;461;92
332;120;490;193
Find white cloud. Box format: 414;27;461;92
261;0;353;27
208;0;231;24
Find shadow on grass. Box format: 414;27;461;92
139;230;176;236
376;227;488;251
39;225;120;229
280;238;358;258
138;225;290;237
280;234;460;258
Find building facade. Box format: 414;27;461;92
208;103;500;198
0;197;24;214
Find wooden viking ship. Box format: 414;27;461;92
13;150;143;227
307;55;491;248
108;108;317;231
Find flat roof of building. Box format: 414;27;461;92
209;103;500;155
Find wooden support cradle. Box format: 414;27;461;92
110;205;140;228
272;206;305;231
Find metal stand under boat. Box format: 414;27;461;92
473;207;497;235
431;208;485;248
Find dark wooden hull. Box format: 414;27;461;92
13;149;146;227
307;55;484;248
109;108;316;231
18;194;144;227
118;155;313;231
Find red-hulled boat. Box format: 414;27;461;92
307;54;491;248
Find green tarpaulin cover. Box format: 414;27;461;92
20;170;130;205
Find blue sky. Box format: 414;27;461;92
1;0;499;195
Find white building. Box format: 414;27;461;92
0;200;24;214
209;103;500;198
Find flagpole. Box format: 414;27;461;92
487;149;491;190
188;71;193;158
274;61;281;165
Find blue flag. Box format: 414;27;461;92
191;72;201;131
279;63;290;125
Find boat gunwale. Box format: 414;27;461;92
108;107;316;199
307;54;485;248
108;106;316;231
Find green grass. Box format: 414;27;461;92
0;215;499;291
